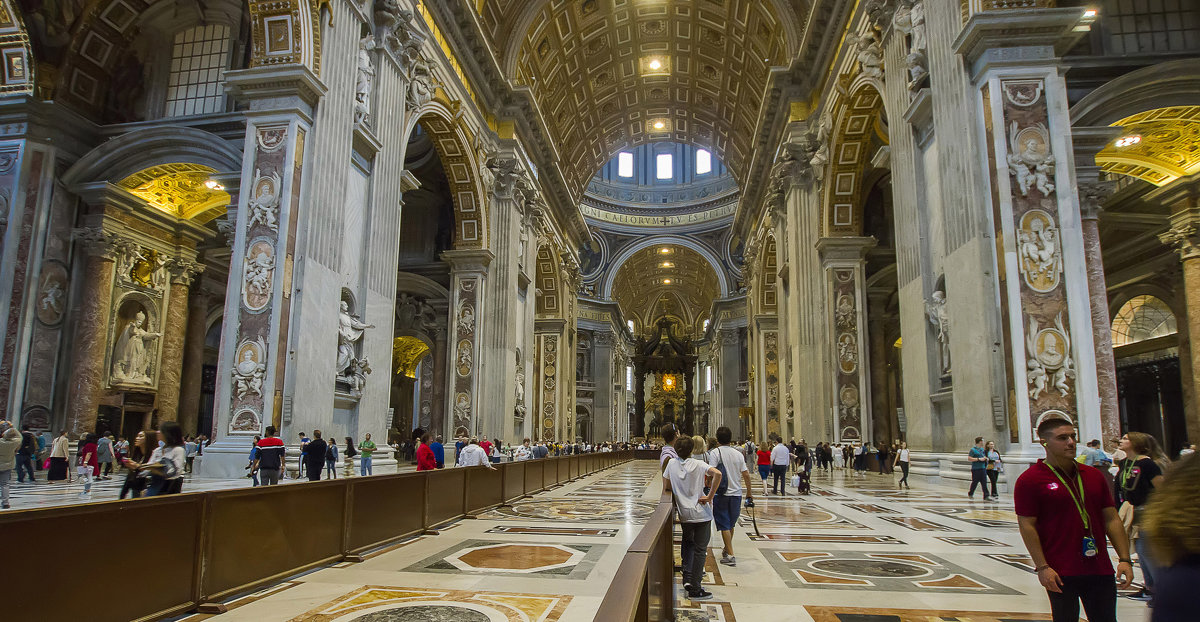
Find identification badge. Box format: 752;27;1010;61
1082;536;1098;558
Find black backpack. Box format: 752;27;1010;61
713;447;730;496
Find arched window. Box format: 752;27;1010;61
696;149;712;175
1111;295;1177;347
164;24;232;117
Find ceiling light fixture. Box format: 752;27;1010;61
1114;135;1141;148
653;121;665;130
659;247;671;254
661;261;674;268
662;279;672;284
648;59;662;70
204;179;225;190
1083;9;1097;18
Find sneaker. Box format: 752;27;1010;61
1;502;9;509
720;555;737;566
1124;590;1153;602
686;587;713;600
78;492;90;498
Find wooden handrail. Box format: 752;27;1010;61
594;490;676;621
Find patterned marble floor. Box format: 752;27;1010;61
166;462;1150;622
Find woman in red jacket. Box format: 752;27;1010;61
416;432;437;471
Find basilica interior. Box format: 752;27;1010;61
0;0;1197;620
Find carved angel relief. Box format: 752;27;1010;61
1017;210;1062;292
1007;121;1056;197
1026;313;1074;400
247;168;282;232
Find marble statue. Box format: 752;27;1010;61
355;36;376;125
336;301;375;380
232;339;267;399
111;310;161;384
375;0;424;73
408;57;435;109
925;290;950;374
514;349;526;420
1017;210;1061;291
893;0;928;85
850;31;884;80
247;168;282;232
1007;121;1056;196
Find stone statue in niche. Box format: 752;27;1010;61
375;0;424;73
514;349;526;420
232;337;267;400
849;30;884;80
336;300;375;382
925;290;950;374
1017;209;1062;292
1007;121;1056;197
1026;313;1074;400
247;168;282;232
355;35;376;126
111;308;161;385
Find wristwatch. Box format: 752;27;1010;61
1118;558;1132;564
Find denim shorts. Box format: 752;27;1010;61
757;464;770;480
712;494;742;531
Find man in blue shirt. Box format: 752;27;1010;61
430;436;445;469
1081;439;1110;468
968;436;990;500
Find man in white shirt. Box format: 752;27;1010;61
707;426;753;566
514;438;532;461
664;435;721;601
770;437;791;495
456;438;496;470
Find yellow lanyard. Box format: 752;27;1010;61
1046;463;1090;531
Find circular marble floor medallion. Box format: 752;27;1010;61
352;605;491;622
500;499;658;522
809;558;933;578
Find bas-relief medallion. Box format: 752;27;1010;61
232;337;267;401
243;239;275;312
247;168;282;232
35;261;68;326
230;407;262;434
1025;312;1073;400
540;334;558;441
831;269;863;440
451;278;478;434
1017;209;1061;292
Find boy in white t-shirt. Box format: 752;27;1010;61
707;426;753;567
665;435;722;601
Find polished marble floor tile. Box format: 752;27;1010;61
879;516;961;532
403;539;605;579
484;525;619;537
288;586;572;622
804;605;1055;621
746;533;906;544
762;550;1020;594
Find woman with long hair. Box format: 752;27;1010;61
984;440;1004;499
76;434;98;498
893;441;910;489
343;436;357;477
119;430;157;499
1116;431;1168;604
1142;454;1199;621
141;421;186;496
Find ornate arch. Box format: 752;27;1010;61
63;126;243;187
601;234;730;299
535;243;563;318
821;81;888;236
405;100;488;249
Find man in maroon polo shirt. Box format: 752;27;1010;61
1015;416;1134;622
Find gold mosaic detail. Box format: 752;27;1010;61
1097;106;1200;187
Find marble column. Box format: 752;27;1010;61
64;228;120;438
156;260;204;423
592;331;614;442
178;286;211;436
443;249;493;439
1078;181;1120;445
1156;187;1200;443
718;328;741;432
817;236;876;443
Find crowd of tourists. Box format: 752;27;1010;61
0;419;190;505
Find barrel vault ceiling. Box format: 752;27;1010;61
611;244;721;332
477;0;810;199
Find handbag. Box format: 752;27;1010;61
43;458;51;469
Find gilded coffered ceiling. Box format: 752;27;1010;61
1096;106;1200;187
117;163;232;223
612;244;720;331
478;0;806;198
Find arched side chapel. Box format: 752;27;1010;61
0;0;1191;487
